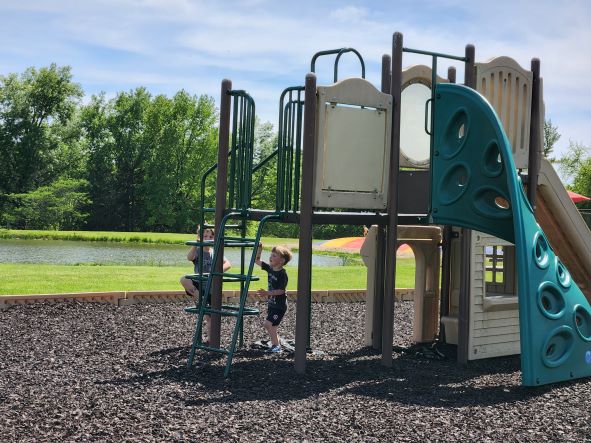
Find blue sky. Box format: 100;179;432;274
1;0;590;158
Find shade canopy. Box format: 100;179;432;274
567;190;591;203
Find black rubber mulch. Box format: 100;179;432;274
1;300;591;442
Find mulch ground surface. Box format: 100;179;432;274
1;300;591;442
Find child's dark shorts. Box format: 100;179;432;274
266;306;286;326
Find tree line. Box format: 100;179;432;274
0;64;287;234
1;64;589;236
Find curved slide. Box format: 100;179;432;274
536;158;591;302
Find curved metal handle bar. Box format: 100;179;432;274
334;48;365;82
228;89;256;107
310;48;365;82
424;98;433;136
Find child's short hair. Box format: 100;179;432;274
197;225;215;237
272;245;292;265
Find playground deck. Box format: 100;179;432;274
1;301;590;441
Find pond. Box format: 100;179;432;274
0;239;350;267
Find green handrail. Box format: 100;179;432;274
310;48;366;82
276;86;305;212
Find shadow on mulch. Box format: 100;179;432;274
97;342;560;409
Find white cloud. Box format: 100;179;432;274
330;6;369;22
0;0;589;150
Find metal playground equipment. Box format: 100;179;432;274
184;32;591;386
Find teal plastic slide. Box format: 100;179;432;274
430;83;591;386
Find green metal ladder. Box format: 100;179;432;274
186;212;279;377
184;84;305;377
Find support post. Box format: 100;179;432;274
382;33;403;367
439;67;456;340
371;54;391;349
295;73;317;374
457;45;475;364
527;58;541;211
210;79;231;348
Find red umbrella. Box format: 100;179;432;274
567;190;591;204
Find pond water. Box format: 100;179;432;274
0;239;348;267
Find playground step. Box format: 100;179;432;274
186;237;258;247
194;343;230;354
210;271;258;282
184;305;260;316
185;240;215;247
203;306;260;317
184;273;260;283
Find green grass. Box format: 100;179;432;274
0;259;416;295
0;229;300;247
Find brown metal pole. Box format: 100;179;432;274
439;67;457;338
210;79;231;348
457;45;475;364
370;54;391;350
527;58;541;211
382;33;403;367
464;44;476;90
372;227;386;349
382;54;392;94
295;73;317;374
447;66;456;84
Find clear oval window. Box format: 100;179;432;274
400;82;431;166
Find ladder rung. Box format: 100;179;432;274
202;223;245;229
185;240;214;247
187;239;255;247
195;343;229;354
185;305;259;316
184;273;258;283
222;305;260;315
221;238;258;247
203;307;240;317
211;272;259;281
224;236;257;242
184;273;209;282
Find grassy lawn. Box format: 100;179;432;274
0;259;416;295
0;229;300;247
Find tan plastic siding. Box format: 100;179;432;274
475;56;533;169
468;232;520;360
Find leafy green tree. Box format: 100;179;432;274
543;119;560;160
4;178;90;230
81;89;218;232
141;92;218;232
250;119;279;211
79;94;117;230
108;88;152;231
557;141;591;220
0;64;83;195
558;140;587;183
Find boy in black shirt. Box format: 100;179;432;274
255;243;292;353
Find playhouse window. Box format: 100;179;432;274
485;245;516;296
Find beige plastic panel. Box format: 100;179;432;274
468;231;520;360
475;56;533;169
399;65;448;169
314;78;392;209
361;225;442;344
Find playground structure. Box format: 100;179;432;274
184;32;591;385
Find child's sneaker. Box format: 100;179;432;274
269;345;282;353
